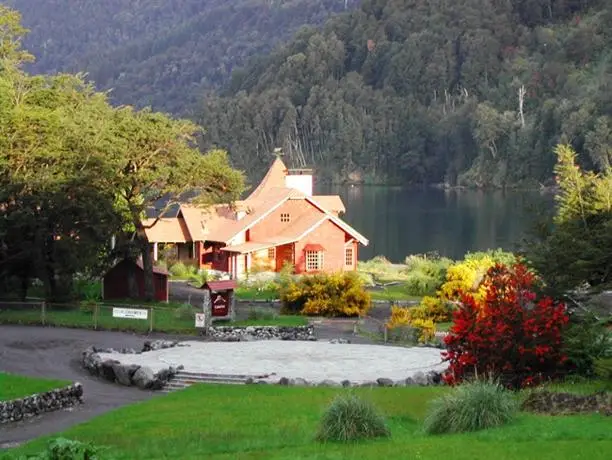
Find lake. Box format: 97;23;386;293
317;185;555;262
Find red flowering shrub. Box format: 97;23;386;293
442;263;569;389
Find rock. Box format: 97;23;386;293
278;377;290;386
132;366;155;390
359;381;376;387
292;378;309;386
99;360;119;382
329;338;351;344
412;371;427;386
244;377;255;384
112;363;139;386
376;378;394;387
426;371;442;385
149;379;165;391
403;377;415;386
256;380;268;384
341;380;352;387
0;384;83;425
318;379;341;387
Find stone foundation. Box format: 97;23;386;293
206;325;315;341
0;383;83;424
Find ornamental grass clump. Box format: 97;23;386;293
316;394;390;442
423;380;518;435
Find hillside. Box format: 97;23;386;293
7;0;358;114
199;0;612;187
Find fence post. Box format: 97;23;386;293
41;301;46;326
93;303;99;330
149;307;154;333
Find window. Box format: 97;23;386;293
267;247;275;260
306;251;323;271
345;247;353;266
280;213;290;223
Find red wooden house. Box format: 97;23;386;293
143;157;368;278
103;259;169;302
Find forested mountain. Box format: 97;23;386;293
6;0;358;114
199;0;612;187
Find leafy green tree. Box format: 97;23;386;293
109;107;244;299
526;144;612;293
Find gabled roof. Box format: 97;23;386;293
245;157;288;201
142;217;190;243
311;195;346;214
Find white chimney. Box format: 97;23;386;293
285;168;313;196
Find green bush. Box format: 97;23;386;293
423;381;519;435
562;314;612;377
594;358;612;382
316;394;390;442
169;262;193;278
280;272;371;317
73;279;102;301
23;437;105;459
174;304;196;321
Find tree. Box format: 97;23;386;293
526;144;612;293
110;107;244;299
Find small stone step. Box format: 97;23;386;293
163;370;266;392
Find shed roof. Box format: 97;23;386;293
202;280;238;291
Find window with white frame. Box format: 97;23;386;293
280;213;290;222
345;247;353;266
267;247;275;260
306;251;323;271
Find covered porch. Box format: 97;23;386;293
221;242;295;279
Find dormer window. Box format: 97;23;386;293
280;213;290;223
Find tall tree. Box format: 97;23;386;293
110;107;244;299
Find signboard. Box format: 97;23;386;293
195;312;207;328
211;293;229;317
112;307;148;320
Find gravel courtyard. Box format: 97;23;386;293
98;341;447;383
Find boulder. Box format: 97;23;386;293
318;379;341;387
99;360;119;382
341;380;352;387
292;378;309;386
278;377;290;386
132;366;156;390
376;378;394;387
113;363;140;386
412;371;427;386
403;377;415;386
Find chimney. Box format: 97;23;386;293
285;168;313;196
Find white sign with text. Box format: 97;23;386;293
112;307;148;320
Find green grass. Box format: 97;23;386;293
215;315;309;327
368;284;422;302
0;304;307;333
235;286;280;301
0;372;69;401
5;385;611;460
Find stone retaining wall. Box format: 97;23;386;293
250;370;444;387
206;325;315;341
0;383;83;424
82;342;183;390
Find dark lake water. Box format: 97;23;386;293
316;185;555;262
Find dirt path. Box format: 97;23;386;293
0;326;189;448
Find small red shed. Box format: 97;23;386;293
103;259;169;302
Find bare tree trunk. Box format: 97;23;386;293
138;232;155;301
518;85;526;128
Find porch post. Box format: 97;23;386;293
153;242;158;262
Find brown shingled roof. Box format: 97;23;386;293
142;217;190;243
245;157;288;201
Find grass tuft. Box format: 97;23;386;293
316;394;390;442
423;380;518;435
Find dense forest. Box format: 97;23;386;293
7;0;358;114
199;0;612;187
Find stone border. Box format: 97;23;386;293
82;343;183;390
1;383;83;424
247;370;444;387
206;325;315;341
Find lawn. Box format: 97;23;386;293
5;385;611;460
0;303;308;333
0;372;69;401
368;284;422;302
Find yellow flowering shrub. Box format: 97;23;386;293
411;296;453;322
280;272;371;317
387;305;437;343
